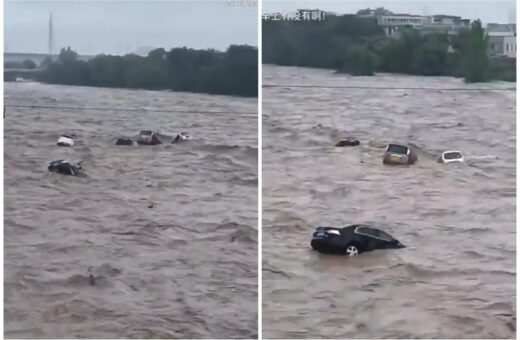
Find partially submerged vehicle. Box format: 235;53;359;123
172;132;191;144
383;144;418;165
115;138;134;146
48;160;82;176
117;131;189;145
335;138;360;147
438;150;464;164
311;224;405;256
137;130;162;145
57;135;74;147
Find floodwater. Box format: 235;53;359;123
4;83;258;339
262;65;516;339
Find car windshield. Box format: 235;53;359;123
387;144;408;155
140;131;153;136
444;151;462;160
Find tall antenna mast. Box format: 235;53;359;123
48;12;54;58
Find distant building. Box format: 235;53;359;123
486;23;516;36
377;13;431;26
371;13;430;38
431;15;470;27
486;23;516;58
356;9;471;38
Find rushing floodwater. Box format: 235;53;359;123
4;83;257;339
262;65;516;339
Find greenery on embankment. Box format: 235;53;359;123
37;45;258;97
262;14;515;82
4;59;37;70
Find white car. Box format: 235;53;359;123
438;150;464;163
57;135;74;147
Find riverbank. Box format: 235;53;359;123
263;15;515;83
23;45;258;98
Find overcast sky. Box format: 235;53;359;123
5;1;516;55
5;0;258;55
264;0;516;25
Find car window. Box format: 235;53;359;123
355;226;393;241
387;144;408;154
140;131;153;136
355;226;380;237
444;152;462;160
376;230;394;241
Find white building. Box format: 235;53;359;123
488;35;517;58
503;36;517;57
486;23;517;58
430;15;470;27
363;12;471;37
377;14;431;26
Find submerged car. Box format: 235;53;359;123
57;135;74;147
438;150;464;164
115;138;134;145
383;143;418;165
172;132;191;144
310;224;405;256
335;138;360;147
137;130;162;145
48;159;82;176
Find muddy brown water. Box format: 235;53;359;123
4;82;258;339
262;65;516;339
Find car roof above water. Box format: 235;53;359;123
443;150;463;158
386;144;409;154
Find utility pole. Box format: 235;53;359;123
48;12;54;59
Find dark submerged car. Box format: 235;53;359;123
116;138;134;145
48;160;82;176
383;144;418;165
335;138;360;147
311;225;405;256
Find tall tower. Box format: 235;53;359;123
48;12;54;58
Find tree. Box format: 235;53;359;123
59;47;78;63
38;44;258;96
409;35;449;75
462;20;490;83
339;44;379;75
147;48;167;61
40;57;53;68
22;59;37;69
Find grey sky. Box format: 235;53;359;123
263;0;516;25
5;0;257;55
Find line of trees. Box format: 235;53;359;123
263;14;515;82
40;45;258;97
4;59;37;70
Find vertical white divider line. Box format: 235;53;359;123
257;0;263;338
0;0;5;335
516;1;520;335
